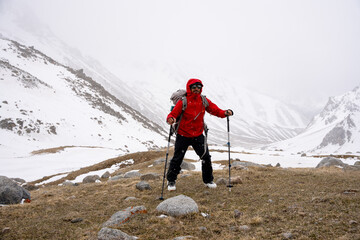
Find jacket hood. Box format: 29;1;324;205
186;78;203;96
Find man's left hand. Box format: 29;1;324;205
225;109;233;116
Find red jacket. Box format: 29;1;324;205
167;78;227;138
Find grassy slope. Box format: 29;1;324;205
0;149;359;240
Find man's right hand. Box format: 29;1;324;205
167;117;175;125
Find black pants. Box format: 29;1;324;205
166;134;214;184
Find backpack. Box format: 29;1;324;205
170;89;209;111
169;89;209;135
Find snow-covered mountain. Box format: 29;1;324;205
268;86;360;154
0;5;311;148
0;37;167;158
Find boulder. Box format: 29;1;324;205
0;176;31;204
82;175;100;183
124;171;141;178
315;157;347;168
101;171;111;179
98;227;138;240
136;181;151;191
156;195;199;217
140;173;160;181
108;175;124;181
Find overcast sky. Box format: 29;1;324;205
1;0;360;109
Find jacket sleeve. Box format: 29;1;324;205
205;98;227;118
166;100;184;122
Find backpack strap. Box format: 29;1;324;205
181;96;187;111
201;95;209;109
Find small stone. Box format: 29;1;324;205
282;232;293;239
275;163;281;167
124;197;137;201
349;220;358;225
198;226;207;232
71;218;83;223
231;176;243;184
239;225;250;231
234;209;242;218
298;211;306;216
2;227;10;234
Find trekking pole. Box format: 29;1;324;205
226;116;233;191
159;124;173;200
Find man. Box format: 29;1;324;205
166;78;233;191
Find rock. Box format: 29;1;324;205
124;197;137;201
98;227;138;240
315;157;347;168
343;165;360;171
102;206;147;228
180;161;196;171
232;161;264;168
124;171;141;178
82;175;100;183
354;161;360;166
233;165;248;170
2;227;10;234
216;176;241;185
71;218;83;223
136;181;151;191
0;175;31;204
173;236;197;240
101;171;111;179
231;176;243;184
239;225;251;231
301;153;307;157
156;195;199;217
11;178;25;184
275;163;281;167
140;173;160;181
61;180;76;186
108;175;124;181
282;232;293;239
198;226;207;232
179;174;191;178
349;220;358;225
153;158;166;166
22;184;39;191
216;178;227;185
234;209;242;218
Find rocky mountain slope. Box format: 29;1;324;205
268;86;360;154
0;37;167;157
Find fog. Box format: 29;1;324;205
1;0;359;110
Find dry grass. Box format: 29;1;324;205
1;150;360;240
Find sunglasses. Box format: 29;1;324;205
190;84;203;90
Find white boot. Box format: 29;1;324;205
205;181;217;189
167;181;176;191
